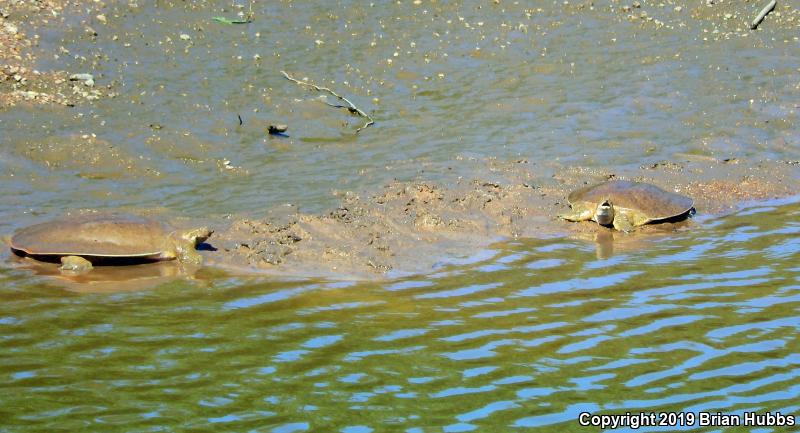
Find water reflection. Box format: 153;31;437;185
5;255;192;293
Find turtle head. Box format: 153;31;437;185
182;227;213;246
595;200;615;226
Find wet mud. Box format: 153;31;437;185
204;157;799;279
0;1;114;107
17;133;160;180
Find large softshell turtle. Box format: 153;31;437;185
559;180;693;232
9;214;212;272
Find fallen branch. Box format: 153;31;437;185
750;0;776;30
280;70;374;133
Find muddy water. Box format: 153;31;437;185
1;0;799;431
1;0;797;221
0;198;798;431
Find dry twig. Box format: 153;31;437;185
750;0;777;30
280;70;374;133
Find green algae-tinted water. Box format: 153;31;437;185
1;198;798;432
1;1;799;431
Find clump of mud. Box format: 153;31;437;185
206;157;799;279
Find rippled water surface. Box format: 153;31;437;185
1;199;798;431
1;0;799;431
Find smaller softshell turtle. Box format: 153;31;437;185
559;180;693;232
9;214;212;272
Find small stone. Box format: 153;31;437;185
268;124;288;134
179;33;191;41
674;6;682;12
4;23;18;34
69;73;94;82
96;14;107;24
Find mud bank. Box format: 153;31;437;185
204;157;799;279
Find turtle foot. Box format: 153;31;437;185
612;216;635;233
558;211;592;222
60;256;93;273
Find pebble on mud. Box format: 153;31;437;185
268;124;289;134
69;73;95;87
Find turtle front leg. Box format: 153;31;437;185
612;213;635;233
558;204;594;222
171;239;203;265
60;256;93;272
169;228;213;265
178;247;203;265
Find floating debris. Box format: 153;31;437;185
280;70;375;133
212;16;252;25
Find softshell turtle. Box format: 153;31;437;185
9;214;212;272
559;180;693;232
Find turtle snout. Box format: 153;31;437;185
183;227;213;245
196;228;213;244
596;201;615;226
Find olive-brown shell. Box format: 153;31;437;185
567;180;693;221
10;214;170;258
